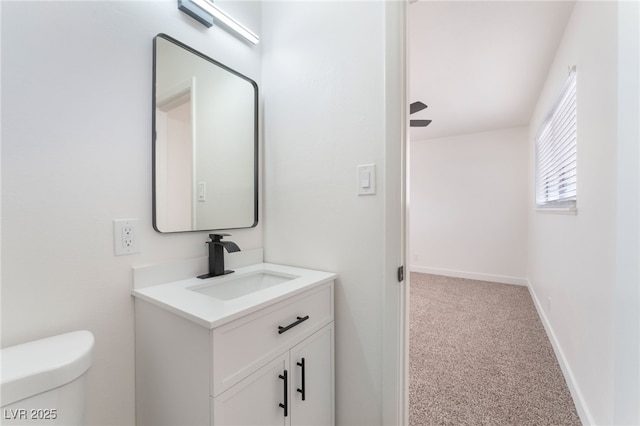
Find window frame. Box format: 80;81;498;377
535;67;577;213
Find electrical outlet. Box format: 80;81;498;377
122;225;134;248
114;219;141;255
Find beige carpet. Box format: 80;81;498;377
409;273;582;426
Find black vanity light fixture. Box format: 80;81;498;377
178;0;260;45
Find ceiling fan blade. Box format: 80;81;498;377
410;101;428;115
410;119;432;127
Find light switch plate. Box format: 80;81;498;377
198;182;207;202
357;164;376;195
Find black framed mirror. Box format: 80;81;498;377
153;33;258;233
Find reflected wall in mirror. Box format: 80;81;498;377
153;33;258;233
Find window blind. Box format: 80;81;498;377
535;69;577;208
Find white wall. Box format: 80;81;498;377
614;1;640;423
1;2;262;424
261;2;397;424
527;2;627;424
410;127;528;284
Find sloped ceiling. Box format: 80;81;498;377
409;1;575;141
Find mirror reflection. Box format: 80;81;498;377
153;33;258;233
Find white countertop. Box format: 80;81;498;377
131;263;337;329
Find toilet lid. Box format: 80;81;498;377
0;330;94;407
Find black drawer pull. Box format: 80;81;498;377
278;370;288;417
278;315;310;334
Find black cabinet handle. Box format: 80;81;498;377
278;315;310;334
297;357;306;401
278;370;288;417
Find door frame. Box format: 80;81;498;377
381;1;409;424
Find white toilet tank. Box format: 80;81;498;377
1;330;94;425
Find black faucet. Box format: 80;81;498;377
197;233;241;279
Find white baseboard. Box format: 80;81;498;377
409;265;528;286
527;280;594;426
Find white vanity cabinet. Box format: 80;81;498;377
134;275;334;426
213;324;334;425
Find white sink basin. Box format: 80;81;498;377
188;271;300;301
132;263;337;328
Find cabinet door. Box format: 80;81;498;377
213;353;290;426
290;324;335;426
